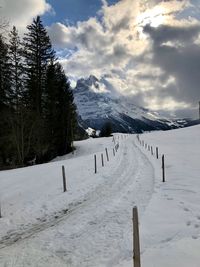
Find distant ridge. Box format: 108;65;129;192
73;75;199;133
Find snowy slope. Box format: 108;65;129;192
136;124;200;267
73;75;192;133
0;125;200;266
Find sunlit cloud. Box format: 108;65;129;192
6;0;196;118
0;0;52;32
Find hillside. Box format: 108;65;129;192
0;125;200;266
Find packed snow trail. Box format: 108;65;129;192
0;136;154;267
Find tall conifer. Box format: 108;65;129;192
23;16;55;161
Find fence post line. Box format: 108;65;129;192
105;148;109;161
151;146;153;155
113;148;115;156
62;165;67;192
133;206;141;267
156;147;159;159
101;153;104;167
162;154;165;182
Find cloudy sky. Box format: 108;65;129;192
1;0;200;118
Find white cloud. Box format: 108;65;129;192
2;0;199;116
47;0;200;115
0;0;52;31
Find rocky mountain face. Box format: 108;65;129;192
73;75;197;133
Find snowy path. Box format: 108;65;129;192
0;137;154;267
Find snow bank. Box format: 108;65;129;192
137;125;200;267
0;125;200;267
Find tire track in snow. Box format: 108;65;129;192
48;138;154;267
0;139;129;249
0;137;155;267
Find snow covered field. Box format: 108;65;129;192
0;125;200;267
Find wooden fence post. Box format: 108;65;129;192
105;148;109;161
133;206;141;267
101;153;104;167
162;154;165;182
156;147;159;159
151;146;153;155
113;148;115;156
0;203;2;218
113;136;116;144
94;154;97;174
62;165;67;192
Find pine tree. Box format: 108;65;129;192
6;26;27;165
23;16;55;162
45;61;77;157
0;34;12;168
8;26;24;109
100;122;112;137
0;17;79;168
0;35;11;106
23;16;54;114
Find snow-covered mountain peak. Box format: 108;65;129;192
76;75;99;89
73;76;197;133
75;75;110;94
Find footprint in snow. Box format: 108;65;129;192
183;207;190;212
192;235;198;240
161;237;173;243
186;221;191;226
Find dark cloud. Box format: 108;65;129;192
143;23;200;45
143;23;200;110
48;0;200;119
173;107;198;119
